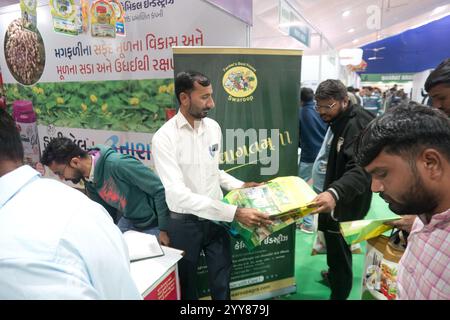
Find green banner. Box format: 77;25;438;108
199;226;297;300
360;73;414;83
173;47;302;299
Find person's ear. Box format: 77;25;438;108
420;148;443;180
179;92;189;106
69;157;81;168
343;96;349;108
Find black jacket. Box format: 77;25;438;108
318;104;375;232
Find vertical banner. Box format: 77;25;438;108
173;47;302;299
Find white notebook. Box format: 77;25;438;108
123;230;164;261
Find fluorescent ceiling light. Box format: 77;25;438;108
279;22;305;28
342;10;351;17
348;28;355;33
339;48;363;65
432;5;447;15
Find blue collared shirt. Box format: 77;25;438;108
0;165;141;299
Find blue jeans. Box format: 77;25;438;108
302;215;314;228
117;217;160;237
298;161;314;182
298;161;314;228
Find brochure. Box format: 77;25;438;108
123;230;164;261
340;216;401;245
223;176;317;250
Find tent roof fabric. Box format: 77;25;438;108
360;14;450;74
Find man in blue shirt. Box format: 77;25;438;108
0;108;141;299
298;87;327;232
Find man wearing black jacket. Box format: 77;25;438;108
310;79;374;300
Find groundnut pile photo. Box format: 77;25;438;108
4;18;45;85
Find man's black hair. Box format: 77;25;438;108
0;108;24;163
300;87;314;103
425;58;450;92
354;101;450;167
174;71;211;104
41;137;88;166
315;79;348;101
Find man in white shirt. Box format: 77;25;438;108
152;71;272;300
0;108;141;300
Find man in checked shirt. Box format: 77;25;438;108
354;102;450;299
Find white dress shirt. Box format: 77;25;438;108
152;111;244;222
0;165;142;300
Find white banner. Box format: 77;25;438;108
38;124;156;168
0;0;247;84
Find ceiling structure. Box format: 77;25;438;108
1;0;449;55
252;0;450;55
360;14;450;74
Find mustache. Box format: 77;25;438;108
379;192;393;203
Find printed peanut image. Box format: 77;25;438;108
4;18;46;85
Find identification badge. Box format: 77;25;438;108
209;143;218;158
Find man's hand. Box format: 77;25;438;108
159;231;170;246
384;215;416;233
234;208;272;228
309;192;337;214
241;182;262;188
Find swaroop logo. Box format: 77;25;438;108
222;62;257;103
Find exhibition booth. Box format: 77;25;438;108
0;0;448;301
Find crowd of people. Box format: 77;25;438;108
0;58;449;300
345;84;410;117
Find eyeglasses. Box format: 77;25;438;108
315;101;337;112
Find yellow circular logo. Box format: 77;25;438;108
222;66;257;98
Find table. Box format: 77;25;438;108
130;246;183;300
